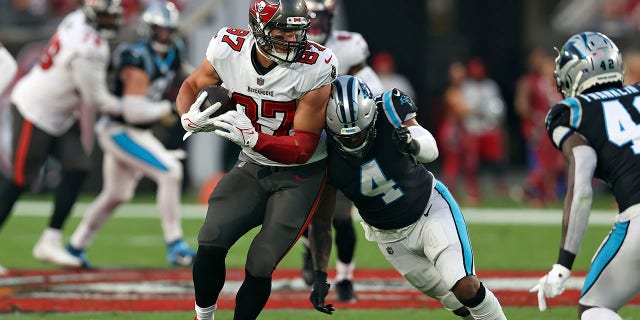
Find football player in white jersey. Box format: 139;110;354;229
0;42;18;94
177;0;336;318
63;1;196;269
0;0;123;269
299;0;385;302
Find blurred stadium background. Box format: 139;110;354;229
2;0;640;319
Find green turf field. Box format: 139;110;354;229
1;193;638;319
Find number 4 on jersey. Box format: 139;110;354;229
361;159;403;204
603;98;640;154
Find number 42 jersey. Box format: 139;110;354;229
545;84;640;211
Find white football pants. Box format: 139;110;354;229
361;180;502;315
70;122;184;249
579;204;640;312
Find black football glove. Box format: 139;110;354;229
310;271;334;315
392;126;419;155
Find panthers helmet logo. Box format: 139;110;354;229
250;0;279;23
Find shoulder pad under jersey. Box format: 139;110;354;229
545;97;581;149
206;27;250;63
375;88;418;127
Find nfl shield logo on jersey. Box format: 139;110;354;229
386;246;394;255
257;77;264;86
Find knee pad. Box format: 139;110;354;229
245;243;278;278
403;262;441;293
106;184;135;204
403;263;462;311
439;291;465;312
167;162;183;181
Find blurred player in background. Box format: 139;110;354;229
0;0;123;269
308;75;507;319
531;31;640;320
0;41;18;274
177;0;336;319
300;0;384;302
514;48;564;207
63;1;195;269
459;58;507;206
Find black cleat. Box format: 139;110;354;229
335;279;356;302
301;248;314;286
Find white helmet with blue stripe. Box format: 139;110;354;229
325;75;377;158
554;31;624;98
139;1;180;53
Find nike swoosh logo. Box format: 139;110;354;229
325;56;332;64
295;175;310;181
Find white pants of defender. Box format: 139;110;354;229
579;204;640;311
70;120;184;248
361;180;475;311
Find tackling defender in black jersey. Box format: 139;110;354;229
531;31;640;320
308;75;507;320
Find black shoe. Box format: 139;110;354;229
301;248;314;286
335;279;356;302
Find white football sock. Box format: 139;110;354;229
335;260;355;281
467;288;507;320
195;303;216;320
581;307;622;320
157;174;183;243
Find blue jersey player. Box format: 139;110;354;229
308;75;507;320
64;1;196;268
530;31;640;320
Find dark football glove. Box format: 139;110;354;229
392;126;419;155
310;271;334;315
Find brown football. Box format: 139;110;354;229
198;85;236;117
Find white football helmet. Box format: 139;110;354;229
248;0;310;64
305;0;336;45
139;1;180;53
554;31;624;98
81;0;123;39
325;75;377;158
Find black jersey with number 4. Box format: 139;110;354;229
545;84;640;212
327;93;434;230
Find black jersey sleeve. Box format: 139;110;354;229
374;88;418;127
545;98;579;150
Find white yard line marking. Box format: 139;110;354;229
12;201;618;225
